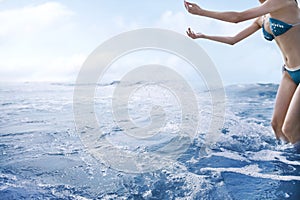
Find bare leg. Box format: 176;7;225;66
271;71;297;142
282;85;300;144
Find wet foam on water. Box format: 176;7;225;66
0;82;299;199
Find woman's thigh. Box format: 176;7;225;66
272;72;297;140
283;84;300;143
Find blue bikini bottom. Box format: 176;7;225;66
284;65;300;85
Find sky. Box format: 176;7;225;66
0;0;287;85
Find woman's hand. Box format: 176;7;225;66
186;28;205;39
184;1;203;16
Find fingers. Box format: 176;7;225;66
184;0;188;10
186;27;191;35
184;2;200;39
187;28;203;39
186;27;196;39
184;0;196;10
184;1;196;8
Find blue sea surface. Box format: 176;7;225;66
0;82;299;199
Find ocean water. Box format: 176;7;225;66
0;82;299;200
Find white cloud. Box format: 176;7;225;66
112;16;139;31
0;1;74;37
0;53;87;82
0;2;79;82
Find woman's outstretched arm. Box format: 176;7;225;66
184;0;287;23
186;18;261;45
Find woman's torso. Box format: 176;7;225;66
261;0;300;68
